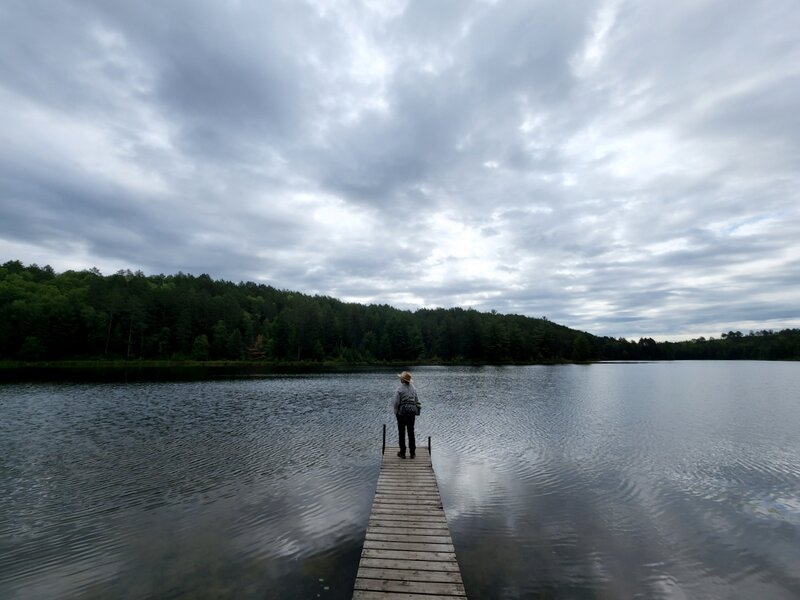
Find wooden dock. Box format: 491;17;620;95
353;445;467;599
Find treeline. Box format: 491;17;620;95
661;330;800;361
0;261;587;362
1;261;798;362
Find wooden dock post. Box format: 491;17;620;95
353;442;467;599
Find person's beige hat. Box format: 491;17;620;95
397;371;412;383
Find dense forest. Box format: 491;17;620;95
1;261;799;363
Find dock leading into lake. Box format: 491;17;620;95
353;445;467;600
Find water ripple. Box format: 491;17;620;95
2;364;800;599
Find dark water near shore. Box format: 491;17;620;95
2;362;799;599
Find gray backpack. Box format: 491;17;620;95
399;395;421;416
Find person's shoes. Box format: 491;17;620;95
410;452;416;459
397;451;406;459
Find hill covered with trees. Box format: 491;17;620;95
1;261;798;363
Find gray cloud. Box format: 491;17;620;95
2;0;800;340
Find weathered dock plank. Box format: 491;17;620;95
358;557;463;573
366;530;450;544
353;446;467;599
368;516;449;526
354;578;467;596
353;592;465;600
357;567;464;584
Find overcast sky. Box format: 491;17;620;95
2;1;799;340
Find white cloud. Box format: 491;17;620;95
2;0;800;339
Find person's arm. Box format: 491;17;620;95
392;389;400;414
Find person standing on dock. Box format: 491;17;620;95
393;371;419;459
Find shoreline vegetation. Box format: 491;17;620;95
1;358;577;369
0;358;579;383
2;260;799;380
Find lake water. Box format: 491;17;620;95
1;362;799;599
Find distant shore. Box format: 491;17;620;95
0;358;574;382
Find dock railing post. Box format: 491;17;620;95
428;436;431;454
382;423;386;455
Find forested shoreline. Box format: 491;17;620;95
1;261;799;364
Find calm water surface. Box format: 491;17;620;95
1;362;799;599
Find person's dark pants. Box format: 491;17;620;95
396;414;416;456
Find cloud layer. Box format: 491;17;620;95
2;0;799;339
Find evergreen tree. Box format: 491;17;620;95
3;260;797;364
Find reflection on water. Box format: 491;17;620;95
432;363;800;599
1;363;800;599
0;377;385;599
